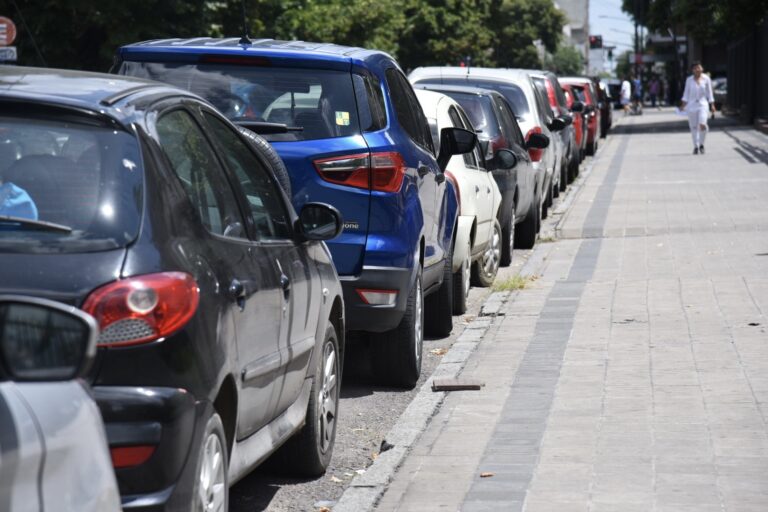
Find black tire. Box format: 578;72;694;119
500;208;515;267
371;269;424;388
425;241;454;338
236;126;292;197
272;323;340;476
559;162;568;191
542;181;551;220
192;412;228;512
515;190;539;250
452;236;471;315
471;219;501;287
587;139;596;156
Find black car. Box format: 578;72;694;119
413;84;544;256
0;66;345;511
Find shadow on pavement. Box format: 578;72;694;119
724;130;768;165
611;114;743;135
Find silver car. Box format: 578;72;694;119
0;296;120;512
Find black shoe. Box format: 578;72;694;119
693;147;699;155
699;145;705;154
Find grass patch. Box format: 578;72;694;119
492;274;536;292
538;235;557;243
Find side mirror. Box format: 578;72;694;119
0;296;97;381
495;148;518;169
560;115;573;126
571;101;585;113
526;133;550;150
437;127;478;171
296;202;343;242
548;117;566;131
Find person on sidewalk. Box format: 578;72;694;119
620;76;631;115
649;76;661;109
680;61;715;155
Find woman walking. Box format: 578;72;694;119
681;62;715;154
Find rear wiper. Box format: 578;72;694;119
232;119;304;135
0;215;73;233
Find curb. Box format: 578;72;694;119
332;240;555;512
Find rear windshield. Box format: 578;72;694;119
414;78;530;120
0;116;143;253
120;61;361;142
438;91;500;139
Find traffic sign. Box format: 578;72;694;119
0;46;17;62
0;16;17;46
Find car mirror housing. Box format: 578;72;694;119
0;296;97;382
526;132;550;150
561;115;573;126
296;202;343;242
495;148;518;169
548;117;566;131
571;101;585;113
437;127;478;171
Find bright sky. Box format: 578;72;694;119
589;0;636;55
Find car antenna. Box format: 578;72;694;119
239;0;252;45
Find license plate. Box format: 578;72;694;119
0;46;17;62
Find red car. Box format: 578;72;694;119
560;83;587;165
560;77;600;155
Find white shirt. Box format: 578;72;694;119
620;80;631;100
681;74;714;111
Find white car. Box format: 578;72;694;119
0;296;120;512
415;89;502;312
409;67;561;233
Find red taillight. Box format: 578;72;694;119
445;170;461;215
111;445;156;469
526;127;544;163
83;272;199;348
314;152;406;193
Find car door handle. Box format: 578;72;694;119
228;279;246;311
418;165;430;178
435;173;445;184
280;274;291;300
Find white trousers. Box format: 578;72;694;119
687;108;708;148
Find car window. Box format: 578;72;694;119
494;97;525;146
414;78;531;120
386;68;434;153
439;91;501;140
354;73;387;132
448;106;481;169
120;61;360;143
0;113;143;253
531;78;554;121
155;109;246;239
203;112;292;241
453;107;484;170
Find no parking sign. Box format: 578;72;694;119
0;16;16;46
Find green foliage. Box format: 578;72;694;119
615;50;633;79
545;44;584;75
5;0;568;72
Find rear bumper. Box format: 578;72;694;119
340;266;415;333
94;386;204;512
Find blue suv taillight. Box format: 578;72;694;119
314;151;406;193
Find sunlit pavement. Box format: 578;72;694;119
375;110;768;512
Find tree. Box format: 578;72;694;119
488;0;566;68
546;44;584;75
615;50;633;79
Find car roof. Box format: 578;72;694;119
413;82;504;99
410;66;534;84
0;65;198;122
119;37;392;69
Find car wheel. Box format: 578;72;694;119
452;236;471;315
192;413;228;512
425;241;454;338
236;126;292;197
371;270;424;388
587;140;595;156
542;181;552;220
515;190;539;250
271;323;340;476
500;209;515;267
559;163;568;191
472;219;501;287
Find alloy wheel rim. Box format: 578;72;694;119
482;227;501;278
414;277;423;365
198;432;226;512
463;242;471;298
508;213;515;256
318;339;338;454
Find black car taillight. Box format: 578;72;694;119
83;272;199;348
314;152;406;193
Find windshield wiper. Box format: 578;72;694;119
232;119;304;135
0;215;73;233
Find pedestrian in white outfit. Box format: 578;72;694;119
680;62;715;154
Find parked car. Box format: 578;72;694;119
414;84;544;261
116;38;477;384
593;77;613;137
713;78;727;111
529;71;576;199
414;89;502;311
0;295;121;512
604;78;622;109
560;77;601;155
559;82;587;175
0;66;347;511
409;66;558;248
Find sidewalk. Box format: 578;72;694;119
374;110;768;512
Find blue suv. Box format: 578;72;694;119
116;39;475;387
